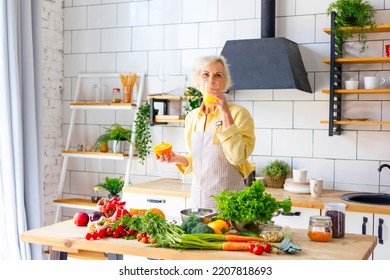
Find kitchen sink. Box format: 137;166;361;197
340;192;390;206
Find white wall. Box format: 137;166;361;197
52;0;390;221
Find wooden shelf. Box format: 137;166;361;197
62;150;129;159
322;89;390;94
323;57;390;64
323;24;390;34
53;198;97;210
321;120;390;125
147;95;187;101
154;115;185;122
70;102;136;109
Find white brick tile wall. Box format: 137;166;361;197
218;0;256;20
46;1;390;224
254;101;293;128
272;129;313;157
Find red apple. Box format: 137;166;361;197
73;211;89;226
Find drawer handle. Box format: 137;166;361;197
378;218;384;245
362;216;367;235
147;198;166;204
277;210;301;216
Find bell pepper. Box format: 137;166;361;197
207;219;229;234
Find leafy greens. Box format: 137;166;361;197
212;180;292;224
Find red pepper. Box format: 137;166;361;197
110;208;130;222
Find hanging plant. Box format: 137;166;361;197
327;0;376;57
134;102;152;165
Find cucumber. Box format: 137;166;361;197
238;230;260;238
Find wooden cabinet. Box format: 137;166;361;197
345;212;390;260
322;12;390;136
272;207;321;229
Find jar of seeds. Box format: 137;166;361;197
324;202;346;238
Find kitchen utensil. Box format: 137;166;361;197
345;79;359;90
180;208;218;223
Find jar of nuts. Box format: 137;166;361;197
259;223;284;242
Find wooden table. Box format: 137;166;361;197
21;220;376;260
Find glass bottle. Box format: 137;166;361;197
112;88;121;103
308;215;332;242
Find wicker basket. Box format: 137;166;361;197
264;176;286;188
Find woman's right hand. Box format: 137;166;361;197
155;151;188;167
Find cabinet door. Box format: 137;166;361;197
272;207;320;229
122;192;187;222
345;212;374;235
373;214;390;260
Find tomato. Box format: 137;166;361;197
128;228;135;236
264;243;273;253
92;231;99;240
105;227;113;236
252;245;264;255
98;229;106;238
112;229;120;238
248;243;256;253
140;236;148;243
85;232;92;240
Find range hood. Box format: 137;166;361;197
220;0;312;93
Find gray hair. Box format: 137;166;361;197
190;55;233;92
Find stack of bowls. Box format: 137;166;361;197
283;178;310;193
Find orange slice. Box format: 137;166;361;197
147;208;166;219
153;142;172;157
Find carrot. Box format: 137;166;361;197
221;241;250;251
223;235;264;243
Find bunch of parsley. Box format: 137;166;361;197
212;180;292;224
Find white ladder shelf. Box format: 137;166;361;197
54;73;145;222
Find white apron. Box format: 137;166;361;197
189;129;245;208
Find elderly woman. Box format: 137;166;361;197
156;55;255;208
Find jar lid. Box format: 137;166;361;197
259;223;283;232
309;215;332;225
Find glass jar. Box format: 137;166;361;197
308;216;332;242
324;202;346;238
259;223;284;242
112;88;121;103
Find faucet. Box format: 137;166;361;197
378;164;390;172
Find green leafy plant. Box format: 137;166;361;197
212;180;292;224
93;133;110;150
97;176;124;196
105;123;132;141
182;86;202;116
327;0;376;57
134;102;152;165
262;159;290;178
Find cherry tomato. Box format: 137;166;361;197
264;243;273;253
92;231;99;240
128;228;135;236
248;243;256;253
85;232;92;240
105;227;113;236
140;236;148;243
98;229;106;238
112;229;120;238
252;245;264;255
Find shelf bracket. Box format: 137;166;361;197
328;11;343;136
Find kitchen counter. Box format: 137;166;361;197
123;178;390;215
21;219;376;260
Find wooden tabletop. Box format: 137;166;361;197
124;178;390;214
21;219;376;260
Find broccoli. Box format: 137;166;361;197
190;222;215;234
181;216;202;234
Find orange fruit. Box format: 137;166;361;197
129;208;147;216
147;208;166;219
153;142;172;157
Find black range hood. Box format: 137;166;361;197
220;0;312;93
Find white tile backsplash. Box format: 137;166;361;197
218;0;256;20
294;101;328;129
182;0;218;23
254;101;293;129
72;29;101;53
276;15;316;44
87;4;117;29
117;2;149;27
132;26;164;51
272;129;313;157
64;7;87;30
199;21;235;48
313;130;357;160
101;28;132;52
357;131;390;161
164;24;199;50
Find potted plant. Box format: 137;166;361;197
262;159;290;188
327;0;376;57
134;102;152;165
94;133;110;152
97;176;125;199
182;86;202;117
106;123;132;153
